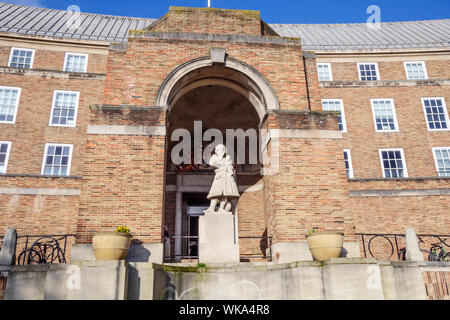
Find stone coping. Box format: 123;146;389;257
349;177;450;182
321;79;450;88
9;260;127;272
128;31;301;45
0;173;82;179
419;261;450;268
7;258;434;274
89;105;166;112
0;66;106;80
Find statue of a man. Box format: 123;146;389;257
204;144;240;214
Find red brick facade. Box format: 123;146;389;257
0;7;448;262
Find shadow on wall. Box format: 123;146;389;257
126;242;151;262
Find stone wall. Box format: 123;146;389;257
4;258;444;300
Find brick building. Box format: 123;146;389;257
0;3;448;263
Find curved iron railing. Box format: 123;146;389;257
356;233;450;261
0;234;74;265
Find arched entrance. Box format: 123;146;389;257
159;56;279;262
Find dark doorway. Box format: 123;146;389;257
182;194;209;259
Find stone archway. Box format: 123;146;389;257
156;55;280;120
159;54;280;262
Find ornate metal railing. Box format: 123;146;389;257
356;233;450;261
0;234;75;265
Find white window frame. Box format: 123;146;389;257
421;97;449;132
48;90;80;127
317;63;333;82
370;98;400;132
41;143;73;176
432;147;450;177
0;141;12;174
343;149;354;179
0;86;22;124
63;52;89;73
379;148;408;178
322;99;347;133
404;61;428;80
8;47;35;69
357;62;380;81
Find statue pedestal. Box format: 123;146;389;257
199;213;240;264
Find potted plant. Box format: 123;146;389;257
92;226;132;260
306;229;344;261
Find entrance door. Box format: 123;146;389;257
183;195;209;259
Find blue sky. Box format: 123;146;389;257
6;0;450;23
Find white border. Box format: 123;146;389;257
357;62;380;81
432;147;450;177
404;61;428;80
317;63;333;81
41;143;73;176
378;148;408;178
63;52;89;73
343;149;354;179
48;90;80;127
371;98;399;132
0;86;22;124
421;97;449;132
322;99;347;133
0;141;11;174
8;47;35;69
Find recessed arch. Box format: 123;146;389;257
169;78;266;121
156;56;280;122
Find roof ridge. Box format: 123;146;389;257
269;19;450;26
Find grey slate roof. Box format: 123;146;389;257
0;2;154;42
0;2;449;50
270;21;450;50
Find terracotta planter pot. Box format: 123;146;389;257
306;231;344;261
92;232;132;260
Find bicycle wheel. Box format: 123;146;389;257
441;252;450;262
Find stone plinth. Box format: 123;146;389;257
199;213;240;264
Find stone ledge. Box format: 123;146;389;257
128;31;302;45
349;177;450;182
0;66;106;80
87;125;166;136
0;187;81;196
322;257;378;266
0;173;82;179
350;188;450;197
321;79;450;88
269;128;342;139
89;105;166;112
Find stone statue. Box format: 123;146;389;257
204;144;240;214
